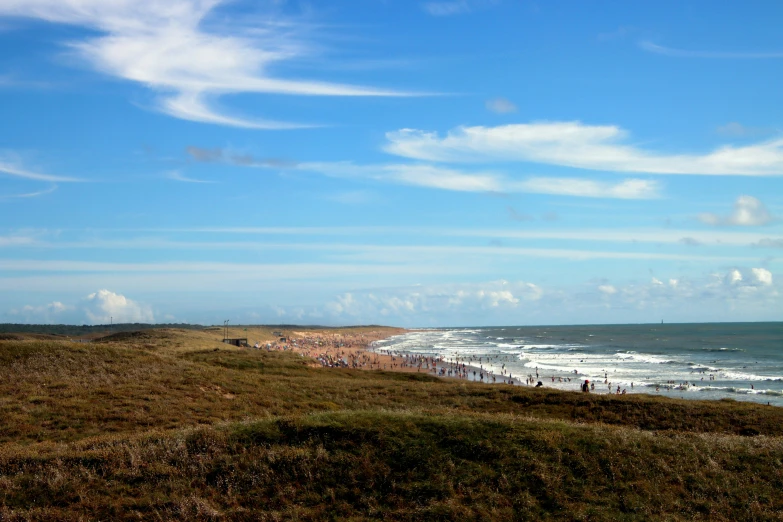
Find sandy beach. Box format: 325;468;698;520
263;328;521;385
249;326;423;374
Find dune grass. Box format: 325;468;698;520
1;327;782;520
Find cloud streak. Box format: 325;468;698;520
0;235;36;247
0;0;421;128
37;225;779;249
485;97;517;114
165;170;215;184
422;1;472;16
0;184;57;199
421;0;498;16
298;162;660;198
0;154;81;182
716;122;773;137
186;146;296;168
640;41;783;59
384;121;783;176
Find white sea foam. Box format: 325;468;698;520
522;344;580;350
615;352;677;365
719;370;782;382
374;327;783;407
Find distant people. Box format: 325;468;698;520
581;379;590;393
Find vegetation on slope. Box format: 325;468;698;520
0;328;781;520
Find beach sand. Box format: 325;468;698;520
296;329;520;383
243;327;520;384
250;327;421;374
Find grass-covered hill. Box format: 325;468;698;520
0;327;781;520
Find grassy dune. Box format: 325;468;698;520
1;328;781;520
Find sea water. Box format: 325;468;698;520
372;323;783;407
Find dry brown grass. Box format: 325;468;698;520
0;327;782;520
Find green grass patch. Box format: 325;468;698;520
1;329;782;519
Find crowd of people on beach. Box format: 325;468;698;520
246;335;747;397
370;347;523;385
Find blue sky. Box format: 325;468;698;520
0;0;781;326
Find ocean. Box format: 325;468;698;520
372;322;783;407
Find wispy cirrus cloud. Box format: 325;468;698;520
6;229;778;252
0;184;57;199
0;0;421;129
0;235;36;246
485;97;517;114
297;161;660;198
716;122;774;138
52;225;775;249
165;171;215;184
186;146;296;168
597;25;636;42
323;190;375;205
383;121;783;176
421;0;499;16
511;177;659;199
185;146;222;163
302;162;503;192
421;1;471;16
639;40;783;59
753;238;783;249
0;153;81;182
0;73;54;89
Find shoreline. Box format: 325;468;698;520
361;330;783;406
251;327;781;407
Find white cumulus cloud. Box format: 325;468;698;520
6;289;154;324
699;195;775;226
83;289;155;323
321;280;541;323
726;269;743;285
7;301;73;323
751;268;773;285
